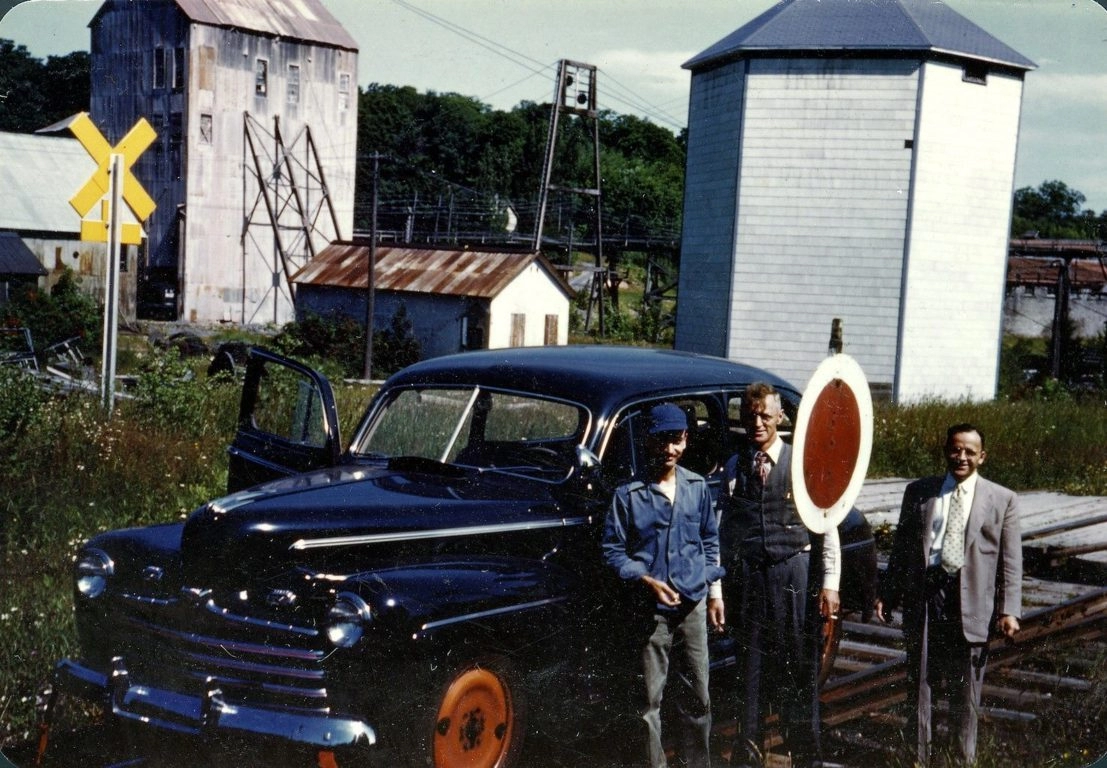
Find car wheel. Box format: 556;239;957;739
430;658;525;768
818;614;843;688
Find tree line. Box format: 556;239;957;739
1;38;1102;246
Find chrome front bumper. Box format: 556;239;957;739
49;657;377;752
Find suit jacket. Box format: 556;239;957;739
880;474;1021;644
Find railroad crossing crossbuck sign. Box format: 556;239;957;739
68;112;157;244
790;353;874;534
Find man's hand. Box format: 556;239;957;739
819;588;840;621
708;597;725;631
997;614;1020;639
874;598;893;624
642;575;681;608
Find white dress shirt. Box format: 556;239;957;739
928;471;979;568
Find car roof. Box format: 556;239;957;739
381;345;799;415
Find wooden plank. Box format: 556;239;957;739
994;668;1092;692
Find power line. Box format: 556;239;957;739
388;0;686;132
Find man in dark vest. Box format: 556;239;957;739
712;382;840;768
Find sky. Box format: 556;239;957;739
2;0;1106;211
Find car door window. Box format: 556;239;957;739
253;362;330;447
603;397;727;487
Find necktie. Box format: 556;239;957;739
941;485;967;573
752;451;770;492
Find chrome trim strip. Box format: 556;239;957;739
290;516;592;551
122;614;325;661
418;595;568;634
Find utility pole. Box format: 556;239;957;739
534;59;606;335
362;154;380;381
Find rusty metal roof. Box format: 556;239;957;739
291;244;575;300
1008;256;1107;289
93;0;358;52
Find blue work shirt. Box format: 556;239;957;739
602;464;724;604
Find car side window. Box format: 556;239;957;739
603;397;728;487
252;361;330;447
725;390;798;445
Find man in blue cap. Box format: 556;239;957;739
602;402;725;768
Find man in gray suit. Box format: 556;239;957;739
875;423;1021;766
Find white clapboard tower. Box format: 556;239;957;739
675;0;1035;402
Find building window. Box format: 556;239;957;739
199;114;212;145
338;72;350;110
963;62;988;85
256;59;268;96
173;47;185;90
544;314;558;345
153;46;166;88
510;314;526;347
288;64;300;104
169;112;183;181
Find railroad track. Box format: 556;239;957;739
725;576;1107;767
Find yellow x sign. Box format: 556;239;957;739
68;113;157;244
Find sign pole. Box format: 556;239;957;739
101;153;123;415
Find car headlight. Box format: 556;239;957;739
75;549;114;599
326;592;372;648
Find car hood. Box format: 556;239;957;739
180;462;582;586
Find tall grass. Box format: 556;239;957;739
0;351;376;749
871;395;1107;495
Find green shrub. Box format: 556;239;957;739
0;269;101;356
274;307;421;379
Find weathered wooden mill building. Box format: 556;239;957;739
89;0;358;325
675;0;1035;402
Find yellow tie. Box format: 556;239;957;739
941;486;967;573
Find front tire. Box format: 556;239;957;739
430;659;525;768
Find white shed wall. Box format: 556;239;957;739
897;62;1022;402
674;60;745;358
720;58;919;389
486;263;570;349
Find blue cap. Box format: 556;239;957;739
647;403;687;435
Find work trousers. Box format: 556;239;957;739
905;567;988;766
639;598;712;768
728;552;821;766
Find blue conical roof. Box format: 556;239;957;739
685;0;1035;72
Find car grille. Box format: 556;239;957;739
107;590;330;711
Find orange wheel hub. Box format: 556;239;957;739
433;667;514;768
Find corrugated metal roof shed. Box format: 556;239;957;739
0;232;48;277
91;0;358;52
685;0;1036;71
292;244;575;300
0;131;95;234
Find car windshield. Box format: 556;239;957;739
351;386;587;479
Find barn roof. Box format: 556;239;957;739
685;0;1036;72
292;244;576;301
0;232;48;277
91;0;358;52
0;131;95;235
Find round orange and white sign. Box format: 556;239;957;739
790;353;873;534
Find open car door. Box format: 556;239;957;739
226;347;341;493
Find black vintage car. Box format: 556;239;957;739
46;345;876;768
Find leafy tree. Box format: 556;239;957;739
1012;180;1098;239
0;40;89;132
353;84;686;249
